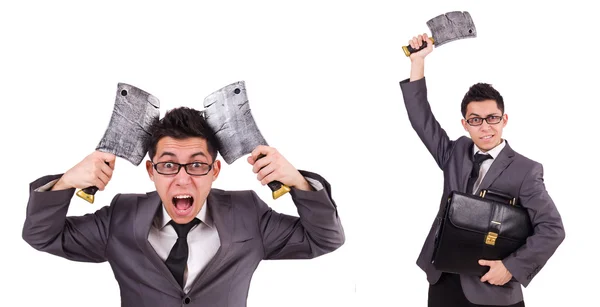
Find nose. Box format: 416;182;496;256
174;168;192;186
479;120;492;131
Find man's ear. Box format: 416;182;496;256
146;160;154;181
212;160;221;182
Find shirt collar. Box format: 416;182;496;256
473;139;506;159
154;199;214;229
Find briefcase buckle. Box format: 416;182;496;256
479;190;516;206
485;232;498;245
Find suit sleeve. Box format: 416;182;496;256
253;170;345;260
502;163;565;287
22;174;116;263
399;77;456;169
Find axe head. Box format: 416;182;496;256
203;81;268;165
96;83;160;165
427;11;476;47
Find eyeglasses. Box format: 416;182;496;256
465;115;503;126
151;161;213;176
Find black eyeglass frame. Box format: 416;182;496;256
465;115;504;126
151;161;214;176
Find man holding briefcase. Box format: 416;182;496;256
399;33;565;306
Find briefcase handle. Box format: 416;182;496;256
479;189;517;206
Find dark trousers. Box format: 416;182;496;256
428;273;525;307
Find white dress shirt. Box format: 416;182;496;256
148;201;220;293
471;140;506;194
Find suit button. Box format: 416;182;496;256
184;297;191;304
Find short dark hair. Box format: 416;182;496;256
461;83;504;117
147;107;218;161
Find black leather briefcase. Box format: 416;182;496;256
431;189;534;276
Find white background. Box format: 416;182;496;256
1;0;597;306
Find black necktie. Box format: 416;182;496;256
466;153;493;194
165;218;200;288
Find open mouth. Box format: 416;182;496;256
172;195;194;216
481;135;494;140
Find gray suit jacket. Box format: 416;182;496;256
22;170;344;307
400;77;565;305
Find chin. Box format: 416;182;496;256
476;136;499;150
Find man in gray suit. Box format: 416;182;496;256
22;107;345;307
399;34;565;306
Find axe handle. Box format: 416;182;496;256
82;186;99;195
76;186;97;204
75;161;110;204
257;154;291;199
402;38;435;57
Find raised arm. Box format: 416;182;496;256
247;145;344;259
400;34;456;168
22;151;117;262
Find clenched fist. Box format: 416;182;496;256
52;151;116;191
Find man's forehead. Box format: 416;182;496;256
467;100;501;115
156;137;210;155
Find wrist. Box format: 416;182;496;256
409;59;425;81
292;176;312;191
51;177;72;191
410;57;425;65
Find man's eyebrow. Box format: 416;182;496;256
158;152;176;159
157;151;209;160
191;152;208;158
468;112;501;117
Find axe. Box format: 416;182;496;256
402;11;477;56
76;83;160;204
203;81;291;200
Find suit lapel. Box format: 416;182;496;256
477;141;516;192
461;143;475;193
188;189;235;291
133;192;181;290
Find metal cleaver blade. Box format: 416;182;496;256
402;11;477;57
76;83;160;204
203;81;291;200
